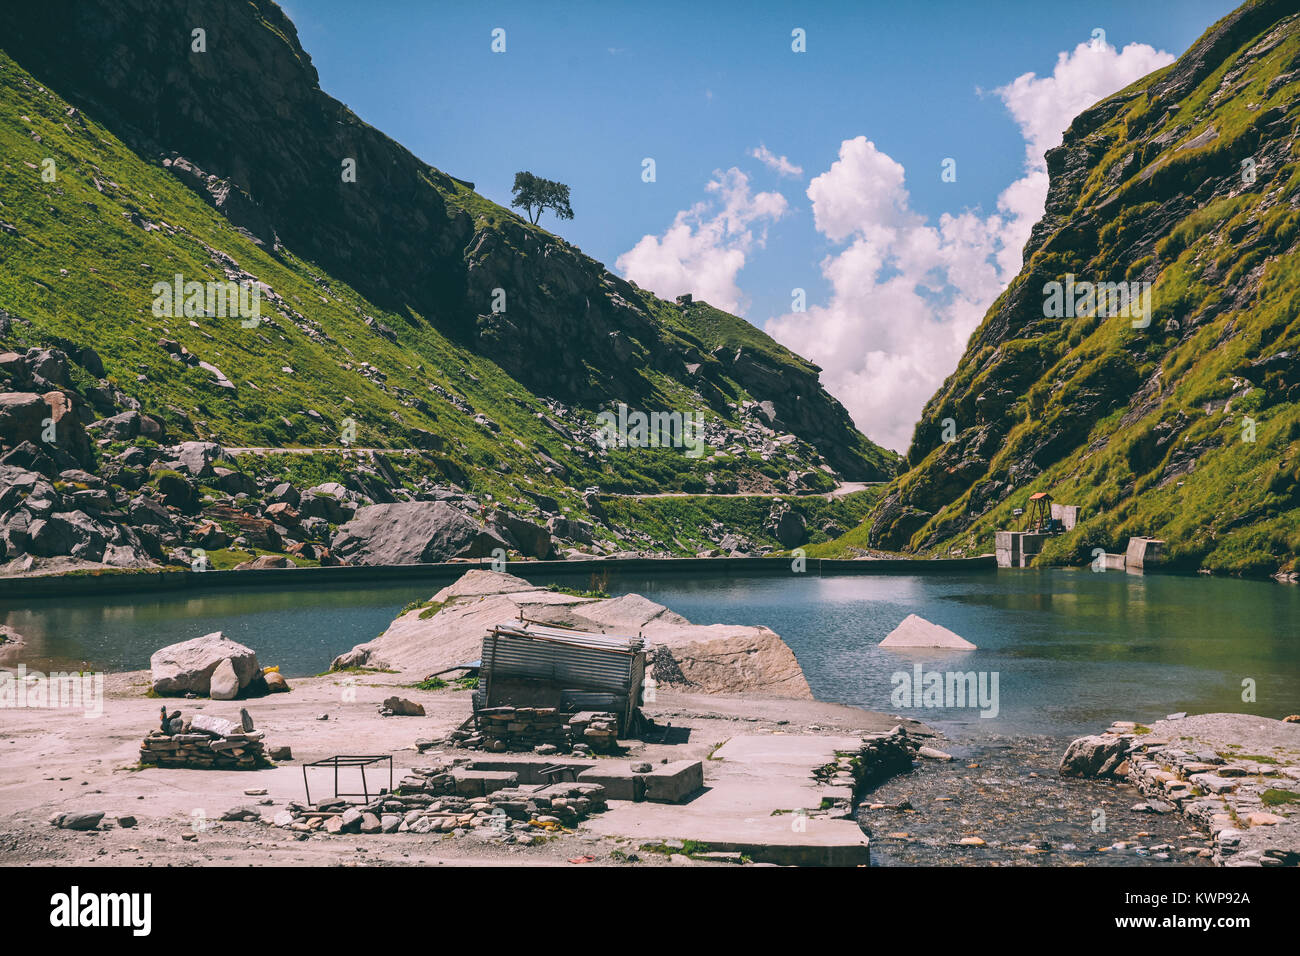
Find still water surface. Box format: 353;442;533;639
3;569;1296;736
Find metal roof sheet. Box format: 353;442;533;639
490;621;644;652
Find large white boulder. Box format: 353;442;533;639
150;631;260;696
209;658;241;700
879;614;976;650
332;570;813;699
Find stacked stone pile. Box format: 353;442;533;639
259;761;608;841
139;707;270;769
854;726;920;787
449;707;621;754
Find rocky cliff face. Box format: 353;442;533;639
865;0;1300;575
0;0;893;482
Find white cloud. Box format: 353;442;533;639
991;38;1175;273
616;168;787;315
766;136;1007;451
750;144;804;178
764;38;1174;454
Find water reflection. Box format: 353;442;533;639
2;568;1296;736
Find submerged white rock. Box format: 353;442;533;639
879;614;976;650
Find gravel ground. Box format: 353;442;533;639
862;732;1216;866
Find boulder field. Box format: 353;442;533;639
332;569;812;699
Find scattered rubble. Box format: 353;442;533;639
267;762;611;840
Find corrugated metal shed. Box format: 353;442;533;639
478;620;647;734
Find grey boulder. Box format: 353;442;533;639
54;811;105;831
489;513;554;559
209;658;241;700
1059;734;1131;778
332;501;507;565
174;441;222;478
86;410;142;441
150;631;261;697
0;392;48;446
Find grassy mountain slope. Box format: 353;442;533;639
0;0;896;494
854;0;1300;577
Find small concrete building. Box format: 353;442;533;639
1050;502;1082;531
1125;537;1165;569
995;530;1049;568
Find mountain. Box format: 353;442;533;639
858;0;1300;577
0;0;895;571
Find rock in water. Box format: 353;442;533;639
209;658;240;700
150;632;260;696
1060;734;1130;778
879;614;976;650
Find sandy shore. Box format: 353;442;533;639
0;667;925;866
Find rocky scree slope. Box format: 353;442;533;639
862;0;1300;577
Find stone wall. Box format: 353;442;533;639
1061;714;1300;867
255;762;609;841
450;707;620;754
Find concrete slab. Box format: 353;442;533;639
450;769;518;797
1126;536;1165;568
709;734;863;767
585;734;870;865
643;760;704;803
577;765;645;802
466;758;591;785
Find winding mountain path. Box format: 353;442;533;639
219;446;883;499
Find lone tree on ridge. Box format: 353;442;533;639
510;171;574;225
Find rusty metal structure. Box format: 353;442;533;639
475;621;647;735
1024;491;1054;532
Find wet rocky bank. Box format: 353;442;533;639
861;731;1217;867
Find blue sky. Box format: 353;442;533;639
282;0;1238;449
